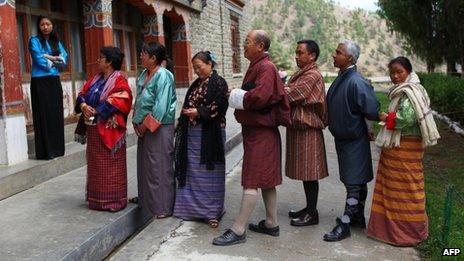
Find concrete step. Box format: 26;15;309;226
108;144;244;261
1;88;240;201
0;130;242;261
0;125;137;201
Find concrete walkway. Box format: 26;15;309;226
111;129;420;261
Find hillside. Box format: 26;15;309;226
250;0;427;76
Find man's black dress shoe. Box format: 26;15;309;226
288;208;307;218
323;223;350;242
290;210;319;226
212;229;246;246
336;216;366;229
248;220;280;237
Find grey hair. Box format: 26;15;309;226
340;40;360;64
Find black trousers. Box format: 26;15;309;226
343;184;368;221
31;76;65;159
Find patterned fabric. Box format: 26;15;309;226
241;126;282;189
86;125;127;211
173;124;226;220
234;53;290;189
286;63;327;130
286;128;328;181
186;76;210;126
285;63;328;181
75;72;132;152
367;136;428;246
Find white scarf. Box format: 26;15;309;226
375;72;440;148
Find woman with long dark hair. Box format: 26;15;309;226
28;15;68;159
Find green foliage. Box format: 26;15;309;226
416;122;464;258
418;73;464;125
378;0;464;72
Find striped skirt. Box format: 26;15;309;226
286;128;328;181
173;124;226;220
367;136;428;246
86;125;127;212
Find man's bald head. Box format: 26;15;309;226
249;30;271;51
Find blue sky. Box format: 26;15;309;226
336;0;379;12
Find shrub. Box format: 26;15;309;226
418;73;464;126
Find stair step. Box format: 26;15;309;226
0;127;137;201
0;130;242;260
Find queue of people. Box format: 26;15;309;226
27;16;439;249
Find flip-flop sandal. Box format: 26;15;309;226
128;197;138;204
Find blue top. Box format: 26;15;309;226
28;36;68;77
327;66;380;140
76;77;117;121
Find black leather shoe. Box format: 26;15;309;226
212;229;246;246
290;210;319;226
248;220;280;237
288;208;307;218
336;216;366;229
323;223;350;242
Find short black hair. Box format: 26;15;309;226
388;56;413;73
100;46;124;70
142;42;166;65
297;40;320;61
254;31;271;51
192;51;217;68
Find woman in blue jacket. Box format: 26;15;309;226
29;15;67;159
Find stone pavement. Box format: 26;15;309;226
111;128;420;261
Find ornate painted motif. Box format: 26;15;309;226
0;0;15;8
172;24;188;42
142;15;161;37
83;0;112;29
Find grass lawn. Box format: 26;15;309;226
374;92;464;258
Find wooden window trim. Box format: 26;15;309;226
16;1;85;76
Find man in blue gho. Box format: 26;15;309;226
324;40;380;242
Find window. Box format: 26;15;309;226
112;1;140;72
230;14;241;73
70;22;83;72
16;0;85;77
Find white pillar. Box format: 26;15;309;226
0;114;28;165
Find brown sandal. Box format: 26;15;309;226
207;219;220;228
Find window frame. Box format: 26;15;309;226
112;1;139;75
16;0;86;82
230;14;241;74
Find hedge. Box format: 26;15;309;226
418;73;464;126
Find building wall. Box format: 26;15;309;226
17;0;250;128
189;0;250;89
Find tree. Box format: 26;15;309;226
378;0;464;74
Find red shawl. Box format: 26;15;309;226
77;71;133;152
